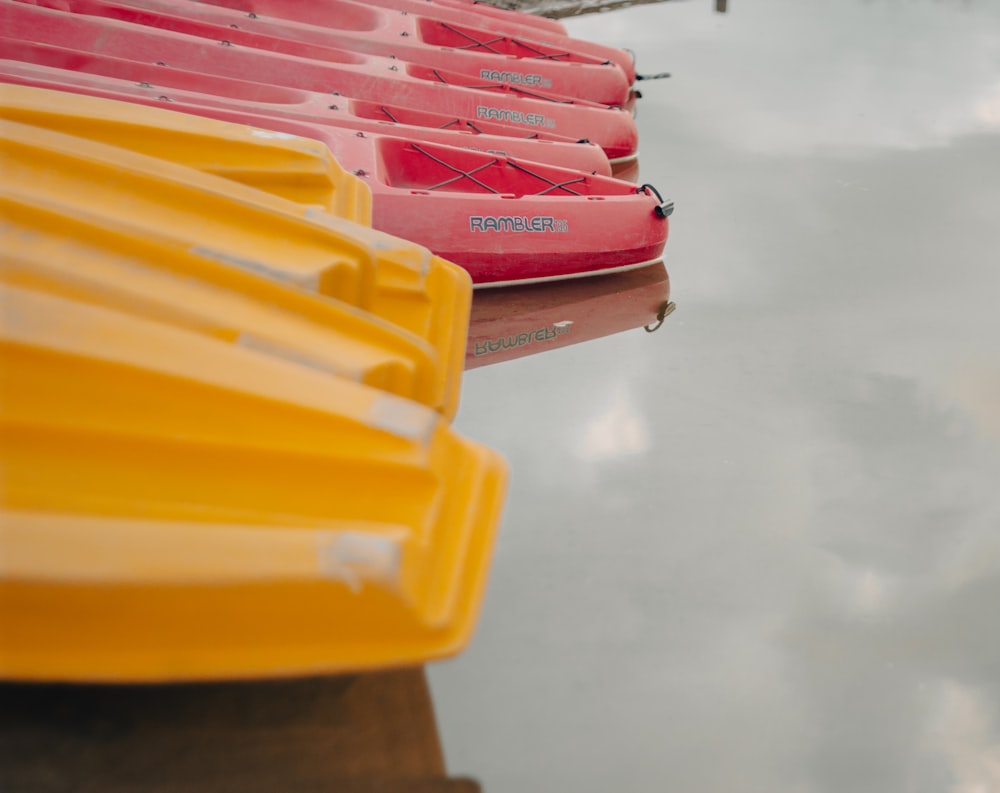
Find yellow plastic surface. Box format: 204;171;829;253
0;84;372;223
1;119;470;418
2;198;444;409
0;284;508;682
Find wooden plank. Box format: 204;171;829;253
0;668;477;792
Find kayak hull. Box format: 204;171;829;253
43;0;632;106
378;189;667;286
325;0;637;82
0;284;507;682
2;198;449;410
0;54;616;176
0;1;639;159
2;82;667;286
1;113;473;415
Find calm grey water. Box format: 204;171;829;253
428;1;1000;790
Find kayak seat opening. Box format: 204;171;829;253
374;138;634;198
198;0;380;32
416;19;603;65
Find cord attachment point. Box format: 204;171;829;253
639;184;674;218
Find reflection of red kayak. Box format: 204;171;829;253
1;60;668;285
0;1;638;160
43;0;631;106
467;261;673;367
0;55;615;177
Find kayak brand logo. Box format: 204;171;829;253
464;145;509;157
476;105;556;128
469;215;569;233
473;321;573;357
479;68;553;89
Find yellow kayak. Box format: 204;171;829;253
1;118;469;418
0;83;372;223
3;197;445;410
0;284;508;681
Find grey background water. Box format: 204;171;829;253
428;1;1000;790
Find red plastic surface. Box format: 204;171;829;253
0;1;638;159
43;0;630;106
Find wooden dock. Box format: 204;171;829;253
0;668;478;792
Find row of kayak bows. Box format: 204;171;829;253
0;0;673;286
0;0;673;681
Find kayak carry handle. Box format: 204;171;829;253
639;184;673;218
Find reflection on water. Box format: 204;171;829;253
467;262;672;369
430;1;1000;791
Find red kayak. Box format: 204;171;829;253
422;0;569;37
40;0;631;107
333;0;636;83
0;1;638;160
0;63;670;284
467;262;673;367
0;53;619;177
356;139;669;286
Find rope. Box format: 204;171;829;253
410;144;502;193
506;160;586;196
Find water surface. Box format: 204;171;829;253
430;1;1000;790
